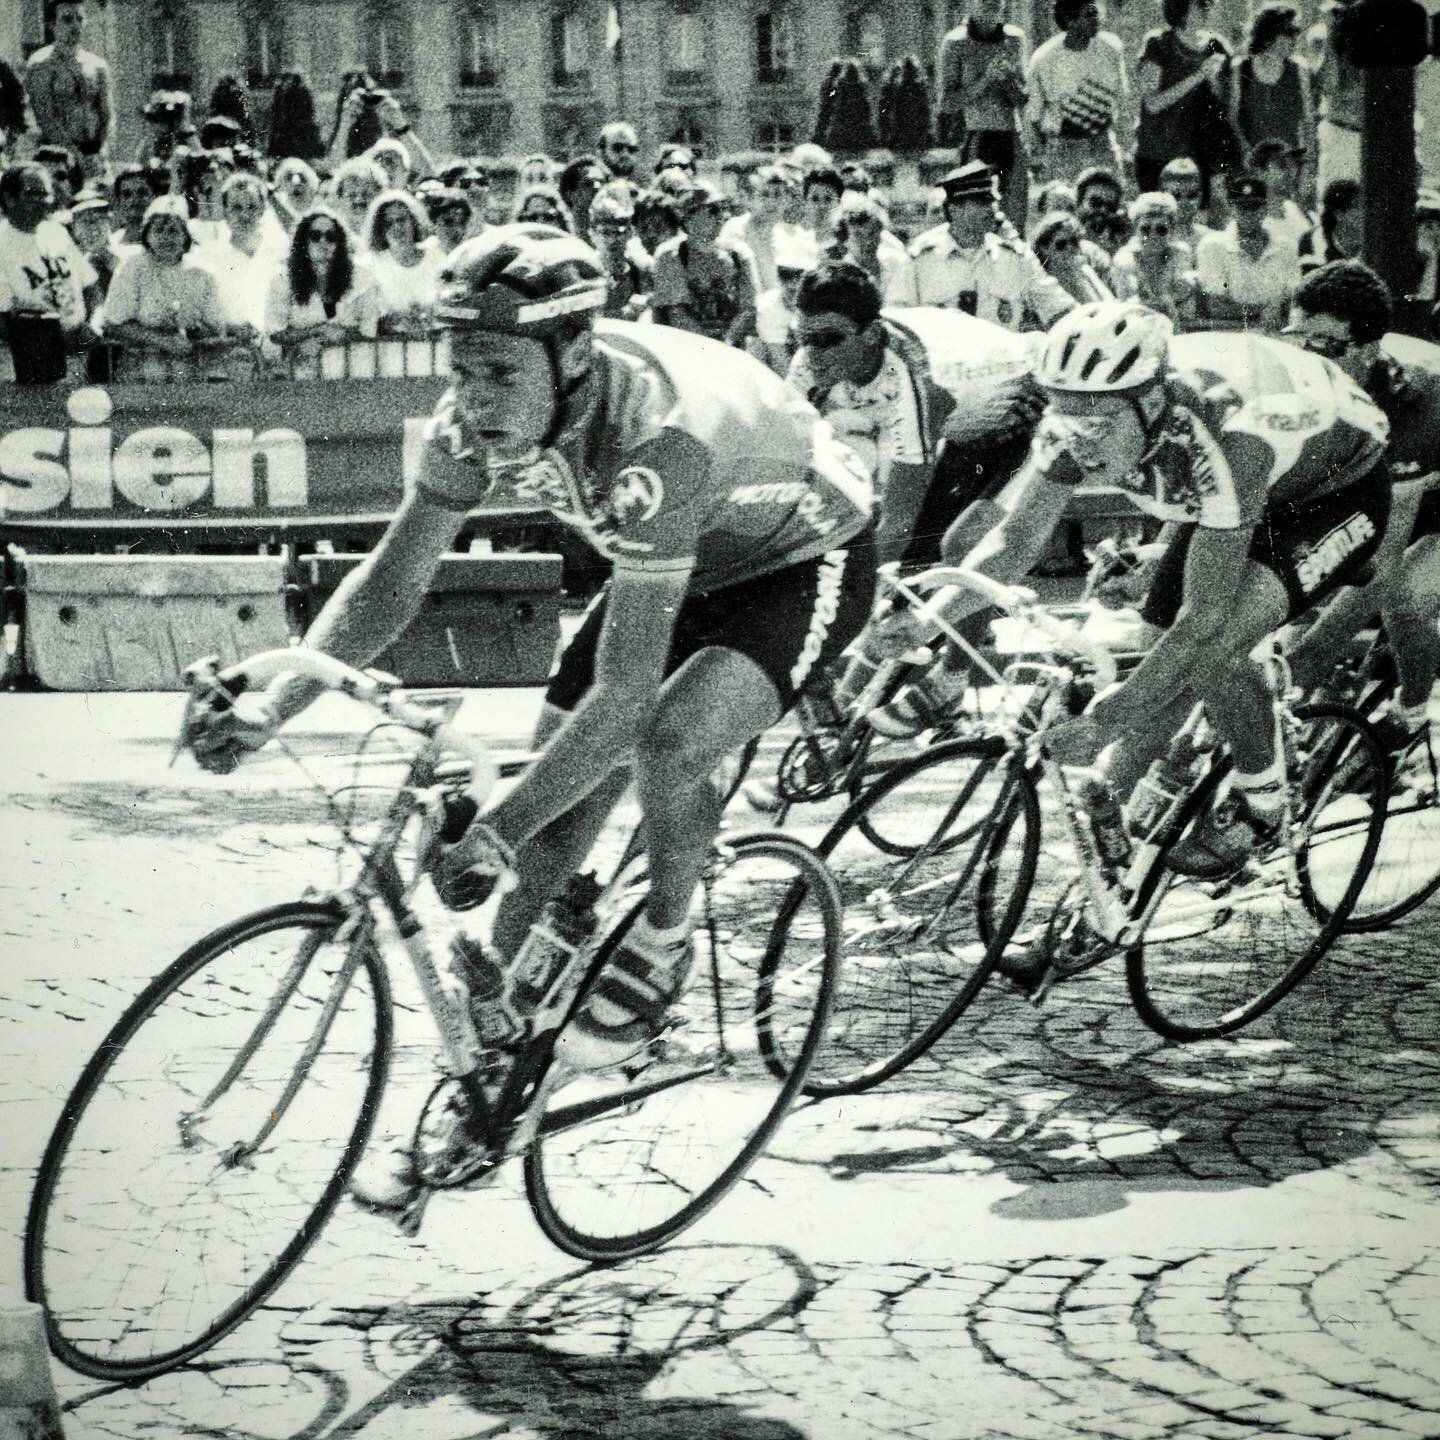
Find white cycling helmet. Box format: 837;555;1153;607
1033;301;1173;393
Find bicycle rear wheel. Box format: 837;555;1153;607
24;901;390;1382
1127;706;1385;1041
523;830;840;1261
784;738;1040;1096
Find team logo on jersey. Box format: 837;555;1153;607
1293;511;1376;594
995;299;1013;327
606;466;664;526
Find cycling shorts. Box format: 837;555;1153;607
1141;463;1393;630
545;528;878;714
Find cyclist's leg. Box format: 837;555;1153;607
1383;534;1440;710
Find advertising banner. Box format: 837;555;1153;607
0;375;449;544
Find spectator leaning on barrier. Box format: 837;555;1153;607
196;171;283;340
937;0;1031;231
910;161;1074;330
103;194;226;381
364;188;444;336
1299;176;1361;274
1028;210;1114;317
266;205;377;369
591;185;650;320
1108;191;1198;326
1025;0;1128;187
719;164;798;295
24;0;112;181
0;161;98;381
1195;170;1300;332
597;121;640;181
650;179;758;346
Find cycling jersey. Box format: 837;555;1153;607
1369;335;1440;537
789;346;926;483
1033;331;1390;529
417;319;874;590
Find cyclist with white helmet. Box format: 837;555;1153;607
876;299;1400;874
185;223;876;1052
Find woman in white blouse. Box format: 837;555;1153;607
363;189;445;336
266;206;377;374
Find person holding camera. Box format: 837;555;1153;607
328;76;436;184
24;0;111;181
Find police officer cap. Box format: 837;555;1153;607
940;162;997;203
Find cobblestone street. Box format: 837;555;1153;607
2;692;1438;1439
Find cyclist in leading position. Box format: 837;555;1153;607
873;299;1414;875
184;223;877;1066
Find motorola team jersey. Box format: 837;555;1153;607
1032;330;1390;529
416;319;875;590
1371;333;1440;486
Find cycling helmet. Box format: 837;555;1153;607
1033;301;1172;393
435;223;609;336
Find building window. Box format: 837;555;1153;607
667;3;709;85
755;115;796;150
240;1;287;86
846;7;887;68
459;2;499;87
755;7;795;84
669;112;706;151
363;2;409;87
148;0;195;88
551;8;591;85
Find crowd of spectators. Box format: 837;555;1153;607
0;0;1433;388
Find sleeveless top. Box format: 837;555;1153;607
1234;56;1305;153
1135;27;1232;165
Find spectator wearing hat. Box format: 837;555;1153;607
366;137;412;191
651;180;757;345
0;161;98;381
1025;0;1128;187
720;164;800;295
937;0;1030;230
1298;176;1361;275
438;163;493;238
1108;192;1198;327
598;121;641;181
103;193;226;381
1249;139;1312;253
25;0;111;181
273;157;321;222
1229;6;1314;183
754;228;818;374
67;186;117;299
591;184;651;320
911;162;1074;330
1196;171;1300;332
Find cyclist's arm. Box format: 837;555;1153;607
264;486;468;725
1090;521;1254;730
483;561;693;846
875;458;933;569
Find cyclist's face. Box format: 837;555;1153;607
796;310;870;388
445;331;558;457
1041;390;1147;484
1283;307;1370;384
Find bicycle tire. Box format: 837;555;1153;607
776;738;1041;1096
1126;705;1385;1041
523;829;840;1261
24;901;391;1382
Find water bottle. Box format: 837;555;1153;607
1078;772;1131;873
510;872;602;1018
449;932;521;1049
1128;732;1202;841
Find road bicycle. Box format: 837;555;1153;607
1311;627;1440;929
768;569;1390;1095
23;649;841;1383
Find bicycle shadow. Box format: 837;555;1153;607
283;1243;819;1439
777;922;1428;1218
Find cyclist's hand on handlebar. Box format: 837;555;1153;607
1094;569;1151;611
1045;712;1103;765
180;664;280;773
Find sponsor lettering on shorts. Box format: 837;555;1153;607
1293;511;1377;594
789;549;847;691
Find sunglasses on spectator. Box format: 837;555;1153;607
522;209;564;223
593;219;633;234
800;329;855;350
1138;223;1171;235
1281;327;1352;359
307;227;341;242
607;141;639;153
459;176;489;190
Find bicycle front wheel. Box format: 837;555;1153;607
1127;706;1385;1041
524;830;840;1261
24;901;390;1382
793;738;1040;1095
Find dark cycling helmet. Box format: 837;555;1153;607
435;222;609;336
1034;300;1172;393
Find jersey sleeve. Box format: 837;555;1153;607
596;429;707;576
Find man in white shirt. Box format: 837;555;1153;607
194;171;286;339
0;160;97;380
720;164;799;295
1196;171;1301;333
1026;0;1129;185
909;162;1074;331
